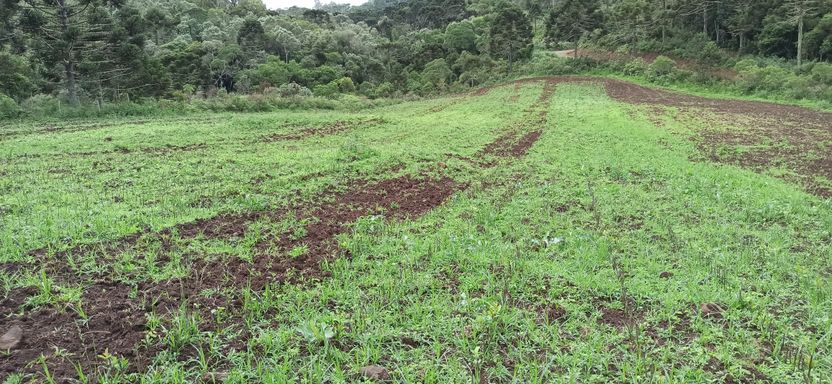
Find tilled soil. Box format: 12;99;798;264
2;174;460;381
259;118;384;142
477;76;831;197
603;79;832;197
478;78;559;160
5;76;826;380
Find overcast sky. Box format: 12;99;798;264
264;0;368;9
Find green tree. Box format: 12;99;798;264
422;58;452;90
806;13;832;60
602;0;650;54
17;0;127;106
544;0;600;57
444;20;477;53
788;0;819;66
0;49;38;100
489;4;533;72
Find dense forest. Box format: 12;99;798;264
1;0;831;116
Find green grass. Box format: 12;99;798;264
1;80;831;383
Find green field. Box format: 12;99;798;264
2;78;831;383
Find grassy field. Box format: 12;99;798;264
1;78;831;383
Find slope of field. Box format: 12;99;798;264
1;78;831;383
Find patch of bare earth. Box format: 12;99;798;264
478;78;568;162
603;78;832;197
260;118;384;142
2;174;460;380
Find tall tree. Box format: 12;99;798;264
728;0;758;52
603;0;650;54
17;0;125;106
489;4;532;72
788;0;818;66
544;0;600;57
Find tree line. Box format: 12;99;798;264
0;0;830;111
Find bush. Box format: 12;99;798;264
810;62;832;85
21;94;62;116
647;56;676;80
276;82;313;97
623;58;647;76
0;94;21;118
374;82;396;97
334;77;356;93
699;41;725;66
313;83;338;98
784;75;812;99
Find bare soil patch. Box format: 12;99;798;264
477;78;562;161
260;118;384;142
600;78;832;197
4;174;460;380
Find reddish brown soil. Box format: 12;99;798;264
3;174;460;380
478;78;562;161
602;78;832;197
260;118;384;142
1;284;149;381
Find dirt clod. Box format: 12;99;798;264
546;305;567;323
360;365;391;381
0;325;22;350
659;271;674;279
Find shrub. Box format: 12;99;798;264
784;75;812;99
734;61;793;93
699;41;725;66
276;82;313;97
21;94;62;116
374;82;395;97
313;83;338;98
756;65;790;91
334;77;356;93
623;58;647;76
647;55;676;80
0;94;21;118
810;62;832;85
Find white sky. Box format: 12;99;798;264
264;0;368;9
